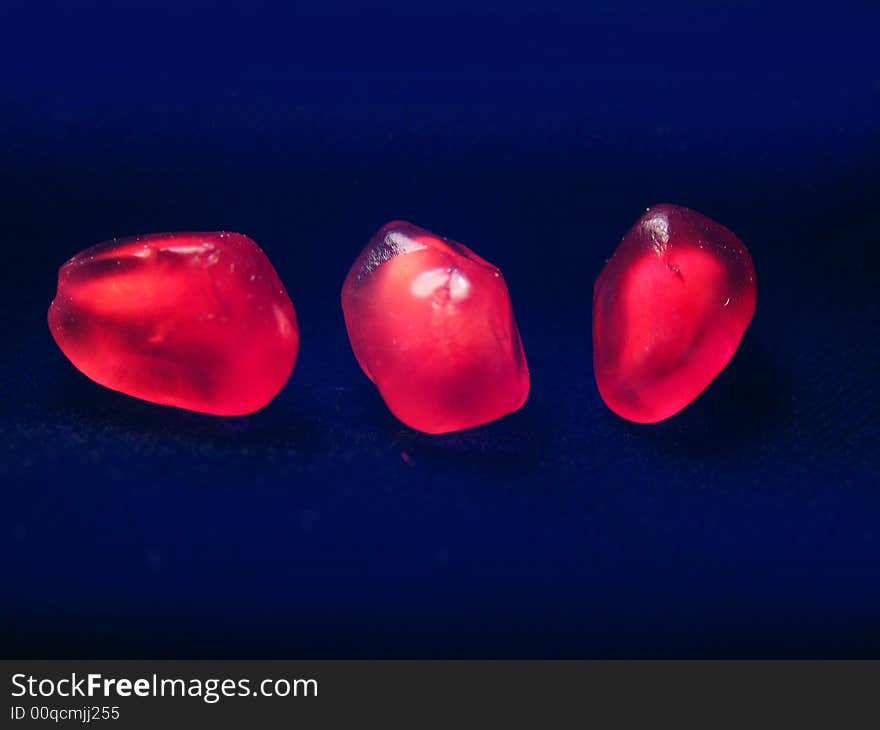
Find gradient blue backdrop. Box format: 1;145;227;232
2;1;878;657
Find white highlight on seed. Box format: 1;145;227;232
410;267;471;301
165;242;216;255
642;211;670;257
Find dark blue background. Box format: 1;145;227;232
2;1;878;657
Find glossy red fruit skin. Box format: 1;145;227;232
48;232;299;416
342;221;529;434
593;204;757;423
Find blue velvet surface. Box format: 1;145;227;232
2;1;878;657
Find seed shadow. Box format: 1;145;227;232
350;386;547;477
43;367;325;456
394;412;546;477
628;334;794;457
